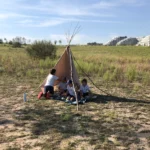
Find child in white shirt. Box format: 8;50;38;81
66;80;75;101
80;78;90;99
44;69;59;97
58;77;67;96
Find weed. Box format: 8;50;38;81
60;113;72;121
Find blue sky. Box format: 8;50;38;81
0;0;150;44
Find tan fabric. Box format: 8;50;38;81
41;47;80;88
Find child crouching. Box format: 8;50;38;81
66;80;75;102
79;78;90;100
58;77;67;97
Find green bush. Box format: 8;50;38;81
9;41;13;45
0;39;3;44
12;42;22;48
26;40;56;59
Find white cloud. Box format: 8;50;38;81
37;20;65;27
17;17;122;28
17;19;33;24
91;1;117;9
0;12;37;20
91;0;145;9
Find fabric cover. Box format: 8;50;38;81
41;46;80;89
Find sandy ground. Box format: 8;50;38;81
0;78;150;150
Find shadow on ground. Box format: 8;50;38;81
13;95;150;149
90;94;150;104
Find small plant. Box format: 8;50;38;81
60;113;72;121
103;70;110;82
142;72;150;86
125;67;137;81
26;40;57;59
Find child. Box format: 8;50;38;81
66;80;75;102
58;77;67;96
80;79;90;99
44;69;59;97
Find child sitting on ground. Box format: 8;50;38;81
44;68;59;98
66;80;75;102
79;78;90;100
58;77;67;97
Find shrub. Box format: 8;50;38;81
12;42;22;48
0;39;3;44
26;40;57;59
9;41;13;45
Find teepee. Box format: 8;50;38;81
40;24;81;110
41;46;80;88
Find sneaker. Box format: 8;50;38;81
72;101;77;105
61;97;65;100
65;99;70;103
82;99;86;104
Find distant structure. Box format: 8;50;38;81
87;35;150;47
105;36;127;46
137;35;150;46
117;37;139;46
87;42;103;46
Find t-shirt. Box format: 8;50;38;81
80;85;90;93
45;74;58;86
59;82;67;90
67;85;75;96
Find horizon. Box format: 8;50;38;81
0;0;150;44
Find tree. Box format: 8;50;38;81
26;40;57;59
4;38;7;43
12;36;27;47
12;42;21;48
0;39;3;44
58;40;62;45
54;40;57;45
9;41;13;45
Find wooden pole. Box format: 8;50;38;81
68;47;79;111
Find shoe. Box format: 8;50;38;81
65;99;70;103
72;101;77;105
61;97;65;100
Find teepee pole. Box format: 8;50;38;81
68;47;79;111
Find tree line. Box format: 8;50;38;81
0;37;62;47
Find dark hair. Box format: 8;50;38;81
50;69;56;75
67;80;72;84
82;78;87;83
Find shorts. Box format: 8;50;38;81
67;93;75;99
44;86;54;94
83;92;89;97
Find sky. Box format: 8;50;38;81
0;0;150;44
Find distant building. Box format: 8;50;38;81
105;36;127;46
137;35;150;46
87;42;103;46
117;37;139;46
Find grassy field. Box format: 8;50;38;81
0;45;150;150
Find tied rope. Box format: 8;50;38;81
72;54;113;97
